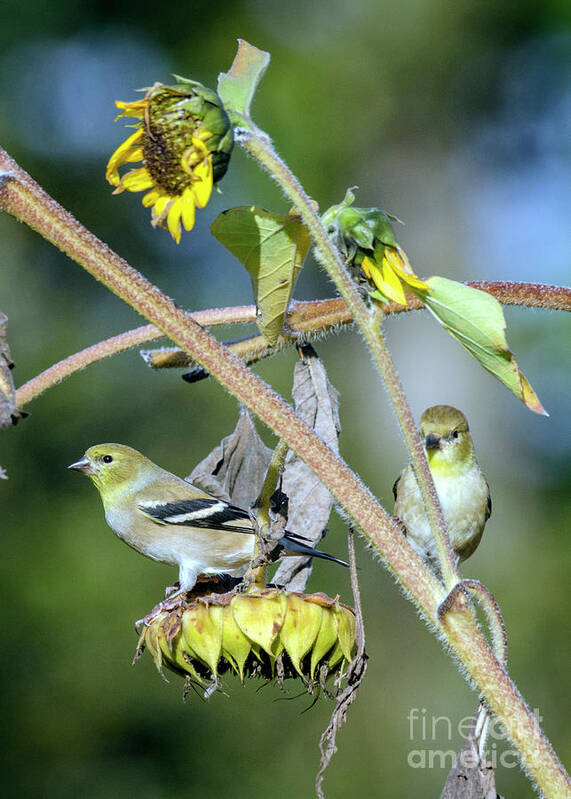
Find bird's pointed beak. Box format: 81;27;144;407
68;456;94;475
425;433;441;451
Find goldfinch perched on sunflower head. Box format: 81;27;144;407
393;405;491;565
69;444;346;596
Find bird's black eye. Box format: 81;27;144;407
452;430;459;439
102;454;113;464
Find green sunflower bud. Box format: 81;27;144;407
322;188;428;306
321;188;397;266
137;588;357;696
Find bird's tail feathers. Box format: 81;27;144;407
281;536;348;567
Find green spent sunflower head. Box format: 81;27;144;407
136;588;356;697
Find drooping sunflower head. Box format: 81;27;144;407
106;77;234;243
322;188;429;305
136;588;357;698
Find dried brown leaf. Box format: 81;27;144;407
273;344;341;591
0;312;21;428
188;408;273;508
440;712;502;799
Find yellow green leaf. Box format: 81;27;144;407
211;206;310;346
156;620;198;680
419;277;546;415
327;640;344;671
217;40;270;119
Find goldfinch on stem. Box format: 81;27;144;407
69;443;346;595
393;405;491;565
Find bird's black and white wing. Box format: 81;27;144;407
138;497;316;547
137;498;254;534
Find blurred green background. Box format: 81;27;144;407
1;1;570;796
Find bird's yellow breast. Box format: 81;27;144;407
427;450;464;478
394;461;489;563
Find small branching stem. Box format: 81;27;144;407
438;590;568;795
15;306;255;407
255;438;289;524
16;282;570;407
466;582;507;760
439;579;508;667
316;525;367;798
439;579;509;766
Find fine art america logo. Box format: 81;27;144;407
406;707;543;770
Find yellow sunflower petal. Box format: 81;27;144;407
108;128;144;160
181;188;196;231
366;259;391;296
106;167;121;187
384;248;429;291
191;136;209;159
402;273;430;291
384;247;411;277
151;196;171;227
142;188;163;208
107;147;144;185
167;200;183;243
106;129;144;185
194;126;213;143
121;145;144;164
366;256;407;305
380;257;407;305
361;256;374;280
119;167;154;192
114;99;147;119
192;158;213;209
181;137;210;174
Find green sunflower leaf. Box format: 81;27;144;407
212;206;310;346
418;277;547;415
218;40;270;119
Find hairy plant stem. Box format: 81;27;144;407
238;126;459;587
143;280;571;371
15;306;256;407
1;147;568;796
438;590;568;796
17;281;569;407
